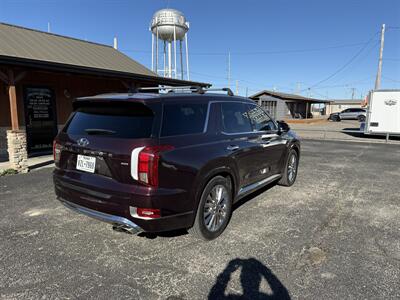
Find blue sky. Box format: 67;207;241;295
1;0;399;99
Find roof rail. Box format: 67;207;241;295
137;86;201;93
204;88;234;96
136;86;234;96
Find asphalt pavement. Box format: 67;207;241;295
0;140;399;299
290;120;400;144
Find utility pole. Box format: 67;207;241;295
350;87;355;99
235;80;239;95
227;51;231;89
246;87;248;98
375;24;386;90
47;22;51;33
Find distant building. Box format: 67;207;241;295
326;99;363;115
249;90;330;120
0;23;209;171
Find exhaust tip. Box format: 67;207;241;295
112;224;142;235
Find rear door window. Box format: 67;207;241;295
64;102;154;139
220;102;252;133
161;102;208;137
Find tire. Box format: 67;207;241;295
358;115;366;122
278;149;299;187
189;176;233;241
330;115;340;122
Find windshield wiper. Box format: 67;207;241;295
84;128;116;135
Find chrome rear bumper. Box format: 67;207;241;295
59;198;143;234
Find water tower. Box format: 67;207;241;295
150;9;190;80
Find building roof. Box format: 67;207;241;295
0;22;210;87
250;90;330;103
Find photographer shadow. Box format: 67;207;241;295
208;258;290;300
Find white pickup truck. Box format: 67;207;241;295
361;89;400;136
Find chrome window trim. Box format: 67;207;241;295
237;174;282;198
159;99;277;138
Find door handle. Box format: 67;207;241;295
227;145;239;151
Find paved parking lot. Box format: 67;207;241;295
1;140;399;299
290;120;400;144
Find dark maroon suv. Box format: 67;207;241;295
53;88;300;240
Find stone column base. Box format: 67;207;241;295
7;130;28;173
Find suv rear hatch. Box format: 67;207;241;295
55;99;161;184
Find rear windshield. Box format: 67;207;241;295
64;102;154;139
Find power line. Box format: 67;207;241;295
120;41;373;56
302;33;380;91
320;39;380;86
308;76;375;90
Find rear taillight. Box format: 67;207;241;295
131;145;174;187
130;207;161;219
53;140;62;163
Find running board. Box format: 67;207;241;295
237;174;281;199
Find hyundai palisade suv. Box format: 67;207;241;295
53;88;300;240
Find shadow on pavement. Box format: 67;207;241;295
342;128;400;141
208;258;290;299
233;181;278;212
135;181;279;239
137;228;188;239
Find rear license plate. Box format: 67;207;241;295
76;155;96;173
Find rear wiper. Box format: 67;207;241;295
84;128;116;135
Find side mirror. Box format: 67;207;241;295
277;120;290;133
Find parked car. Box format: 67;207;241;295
53;88;300;240
328;108;366;122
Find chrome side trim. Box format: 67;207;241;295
59;198;143;234
237;174;281;198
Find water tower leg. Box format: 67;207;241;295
168;41;172;78
156;27;159;75
151;33;154;72
180;40;184;80
174;25;177;79
185;33;190;80
163;41;166;77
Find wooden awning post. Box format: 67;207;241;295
7;69;20;130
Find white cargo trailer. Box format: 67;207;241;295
362;89;400;136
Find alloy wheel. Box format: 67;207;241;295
203;184;229;232
288;153;297;183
